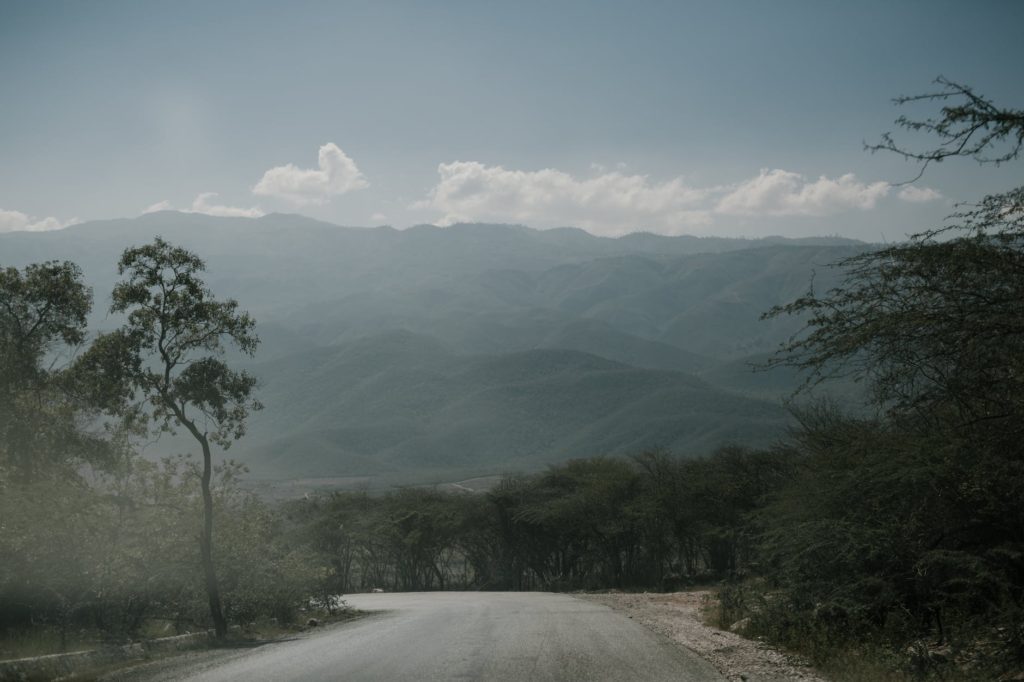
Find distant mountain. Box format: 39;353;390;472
272;244;862;362
1;213;870;485
0;211;863;320
697;351;866;407
239;331;791;483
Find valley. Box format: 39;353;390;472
0;212;865;486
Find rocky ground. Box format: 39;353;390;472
579;591;827;682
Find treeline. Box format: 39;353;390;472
286;447;791;595
286;401;1022;675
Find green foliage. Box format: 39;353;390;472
0;242;310;656
765;206;1024;428
0;261;90;371
756;80;1024;676
96;236;261;446
285;448;797;594
0;447;323;649
0;261;102;480
87;236;264;639
211;467;321;625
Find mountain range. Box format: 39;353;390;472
0;212;868;486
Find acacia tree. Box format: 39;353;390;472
760;80;1024;661
869;76;1023;180
87;237;260;639
767;78;1024;430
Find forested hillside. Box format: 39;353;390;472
243;331;789;481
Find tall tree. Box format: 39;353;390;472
85;237;260;639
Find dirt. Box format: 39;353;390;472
579;591;827;682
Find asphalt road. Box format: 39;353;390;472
111;592;725;681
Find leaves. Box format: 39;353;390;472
0;261;91;357
755;80;1024;670
0;261;100;479
868;76;1024;181
765;193;1024;431
103;236;260;445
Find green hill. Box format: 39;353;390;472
239;331;790;483
0;213;869;484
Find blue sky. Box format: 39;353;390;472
1;0;1021;240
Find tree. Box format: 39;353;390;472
759;80;1024;666
766;78;1024;431
0;261;94;479
82;237;260;639
0;261;117;641
868;76;1024;180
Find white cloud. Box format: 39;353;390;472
189;193;264;218
415;161;710;236
716;169;891;217
0;208;78;233
141;194;264;218
252;143;368;205
142;200;173;214
371;212;388;223
897;185;943;203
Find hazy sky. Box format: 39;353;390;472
1;0;1021;240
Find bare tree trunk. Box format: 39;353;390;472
198;433;227;640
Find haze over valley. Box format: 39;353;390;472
1;212;862;485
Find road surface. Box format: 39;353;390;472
109;592;725;681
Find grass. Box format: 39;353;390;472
0;604;368;682
0;628;100;661
0;604;366;661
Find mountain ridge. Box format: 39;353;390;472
1;213;865;484
240;331;790;482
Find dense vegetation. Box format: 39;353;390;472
743;78;1024;677
284;448;791;595
0;252;311;654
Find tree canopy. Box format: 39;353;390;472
0;261;97;479
78;236;261;639
754;79;1024;674
767;79;1024;431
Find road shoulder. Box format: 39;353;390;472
98;613;375;682
576;591;826;682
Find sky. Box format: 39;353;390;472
1;0;1021;241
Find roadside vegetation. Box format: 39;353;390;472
0;252;323;661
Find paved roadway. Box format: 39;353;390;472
112;592;725;681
